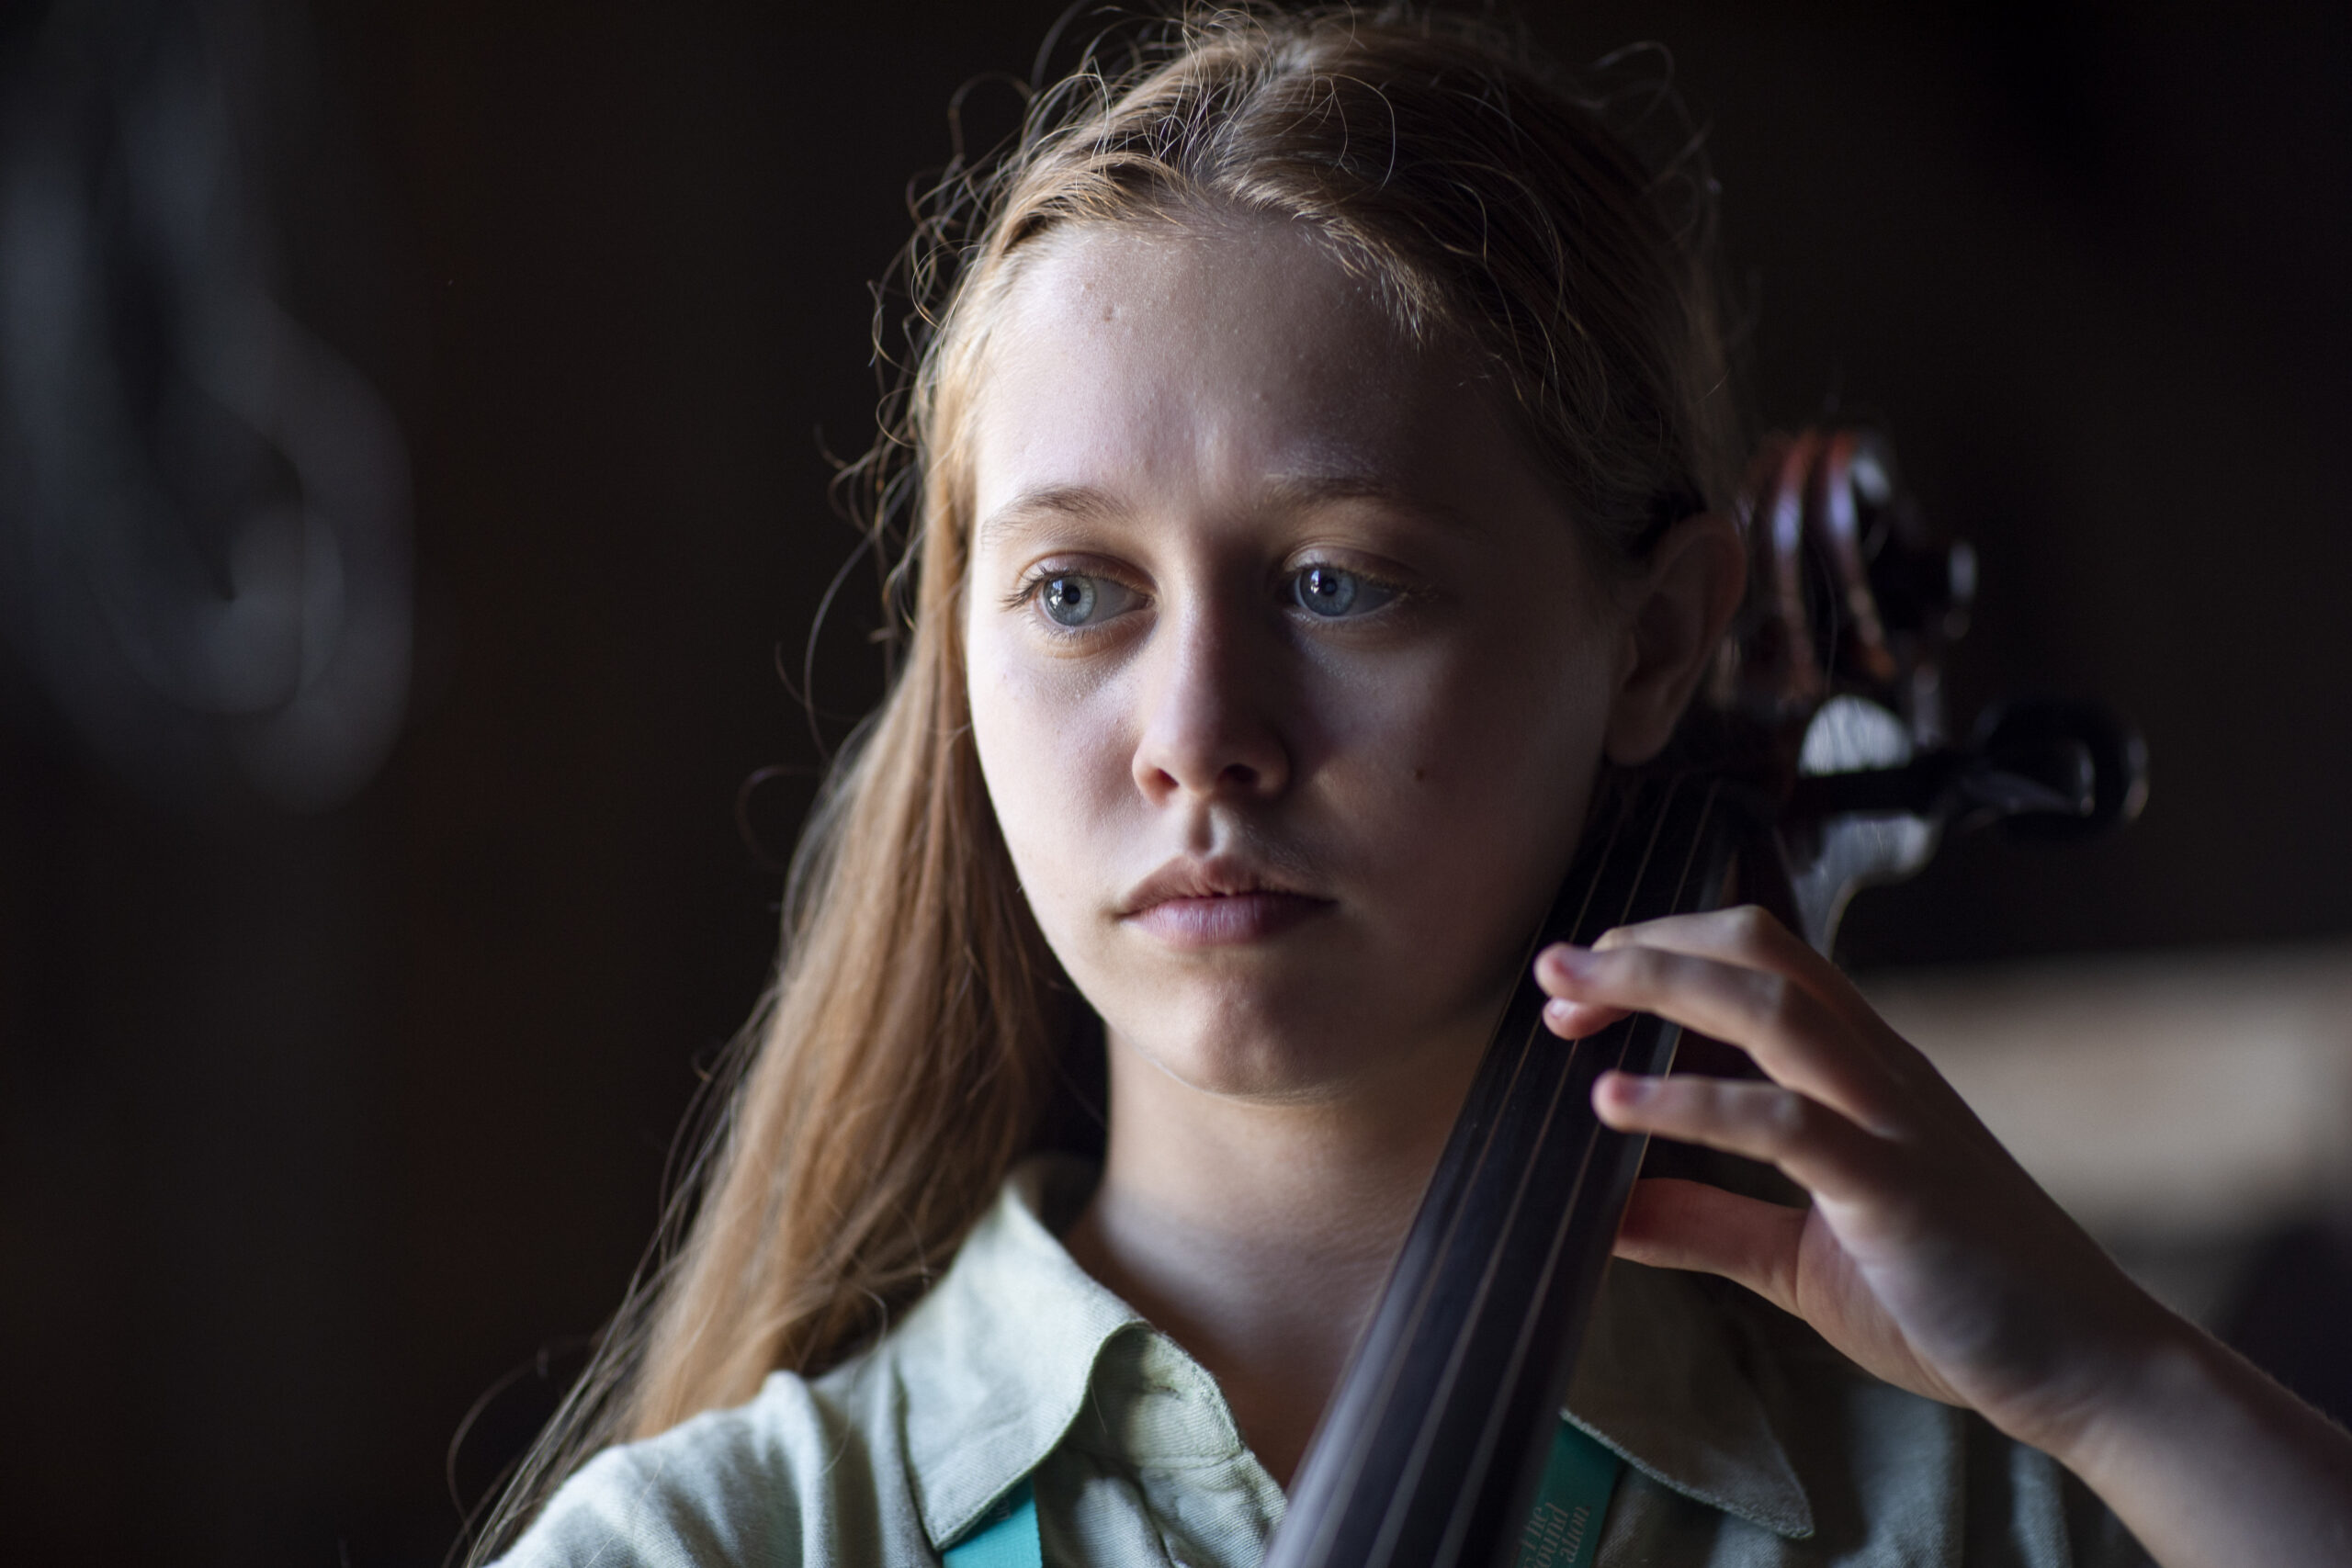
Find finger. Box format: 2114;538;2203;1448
1541;942;1905;1130
1540;996;1629;1039
1532;948;1628;1037
1613;1176;1806;1316
1593;1070;1895;1201
1594;908;1986;1129
1594;906;1888;1042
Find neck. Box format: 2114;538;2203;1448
1063;1031;1480;1485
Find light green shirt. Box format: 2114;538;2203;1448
502;1157;2150;1566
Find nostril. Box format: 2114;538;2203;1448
1128;680;1291;801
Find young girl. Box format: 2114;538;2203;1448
481;8;2352;1564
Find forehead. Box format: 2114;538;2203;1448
969;218;1493;520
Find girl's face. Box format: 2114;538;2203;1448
964;217;1657;1103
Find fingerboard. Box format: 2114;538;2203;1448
1266;774;1745;1568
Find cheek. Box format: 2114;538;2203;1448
965;624;1132;924
1333;615;1611;815
1325;622;1616;972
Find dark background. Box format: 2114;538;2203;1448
2;2;2346;1562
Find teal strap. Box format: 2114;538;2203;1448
942;1477;1042;1568
1513;1419;1623;1568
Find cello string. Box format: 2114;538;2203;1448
1295;790;1650;1562
1365;778;1693;1567
1430;779;1725;1564
1413;777;1729;1568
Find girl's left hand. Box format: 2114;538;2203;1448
1534;905;2176;1461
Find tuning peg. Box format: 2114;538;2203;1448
1973;698;2149;842
1780;696;2144;839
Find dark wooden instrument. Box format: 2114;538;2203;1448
1262;429;2147;1568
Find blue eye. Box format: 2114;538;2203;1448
1041;574;1098;626
1037;572;1135;627
1291;564;1392;618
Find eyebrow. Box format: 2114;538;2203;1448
1263;473;1487;538
974;472;1477;543
974;484;1125;547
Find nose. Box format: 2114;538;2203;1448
1130;601;1293;807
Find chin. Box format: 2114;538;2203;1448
1114;992;1454;1103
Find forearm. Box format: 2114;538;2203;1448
2054;1314;2352;1568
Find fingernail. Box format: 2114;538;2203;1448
1544;998;1576;1026
1543;944;1593;978
1609;1073;1657;1104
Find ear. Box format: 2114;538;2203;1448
1603;513;1747;766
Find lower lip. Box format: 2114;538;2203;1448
1127;893;1332;948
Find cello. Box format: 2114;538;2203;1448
1262;427;2148;1568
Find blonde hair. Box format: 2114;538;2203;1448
469;5;1736;1554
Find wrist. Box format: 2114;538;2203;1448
1966;1235;2210;1477
2040;1303;2223;1487
2028;1294;2352;1568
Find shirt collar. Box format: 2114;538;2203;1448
1566;1259;1816;1540
873;1157;1815;1548
875;1156;1144;1547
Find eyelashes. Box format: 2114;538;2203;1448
1288;563;1398;619
1028;570;1141;629
1007;558;1412;636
